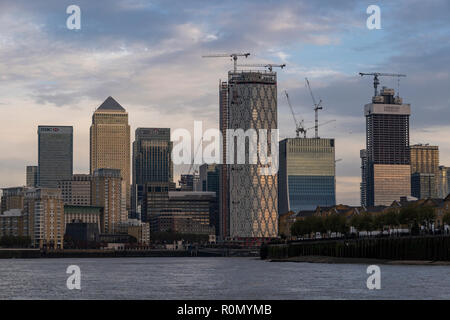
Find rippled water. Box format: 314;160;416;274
1;257;449;299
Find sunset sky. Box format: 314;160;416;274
0;0;449;205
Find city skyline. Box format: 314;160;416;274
0;0;449;206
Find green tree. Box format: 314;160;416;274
417;206;436;233
324;215;348;237
399;206;419;233
443;212;450;226
384;210;399;233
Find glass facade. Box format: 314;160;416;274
132;128;172;219
279;138;336;213
38;126;73;188
363;88;411;206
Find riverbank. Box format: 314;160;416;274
270;255;450;266
0;248;259;259
263;235;450;262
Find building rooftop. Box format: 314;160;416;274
96;96;126;112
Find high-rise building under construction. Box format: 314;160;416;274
361;87;411;206
220;70;278;239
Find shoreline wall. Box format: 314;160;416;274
262;236;450;261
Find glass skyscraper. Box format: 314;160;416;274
278;137;336;213
362;87;411;206
37;126;73;188
132;128;173;219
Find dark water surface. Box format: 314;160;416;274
1;257;449;299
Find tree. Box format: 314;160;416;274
417;206;436;233
443;212;450;226
399;206;419;233
324;214;348;237
384;210;399;233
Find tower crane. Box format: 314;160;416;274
359;72;406;97
188;136;203;175
305;119;336;134
284;90;306;138
202;53;250;72
305;78;323;139
236;63;286;72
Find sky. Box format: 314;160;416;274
0;0;449;205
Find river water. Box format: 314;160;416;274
0;257;449;299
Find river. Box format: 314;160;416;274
1;257;449;299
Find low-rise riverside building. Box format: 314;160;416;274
24;188;65;249
0;209;29;237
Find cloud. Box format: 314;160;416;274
0;0;449;205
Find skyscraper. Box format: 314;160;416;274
132;128;173;218
90;97;130;213
226;71;278;238
37;126;73;188
219;81;230;239
363;87;411;206
278;138;336;213
26;166;38;188
410;144;439;198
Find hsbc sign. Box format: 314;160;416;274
38;126;73;134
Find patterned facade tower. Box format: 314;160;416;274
227;71;278;238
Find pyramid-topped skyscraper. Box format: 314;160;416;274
90;96;131;218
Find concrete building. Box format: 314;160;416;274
362;87;411;206
58;174;92;206
360;149;368;206
437;166;450;198
1;187;26;214
410;144;439;198
26;166;38;188
199;163;220;235
90;97;131;212
132;128;173;219
91;169;124;234
114;219;150;244
64;205;103;232
24;188;65;249
143;187;216;235
411;173;436;199
279;138;336;214
0;209;29;238
38;126;73;188
226;71;278;238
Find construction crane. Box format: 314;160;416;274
305;78;323;139
202;53;250;72
188;137;203;175
284;90;306;138
359;72;406;97
305;119;336;135
236;63;286;72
